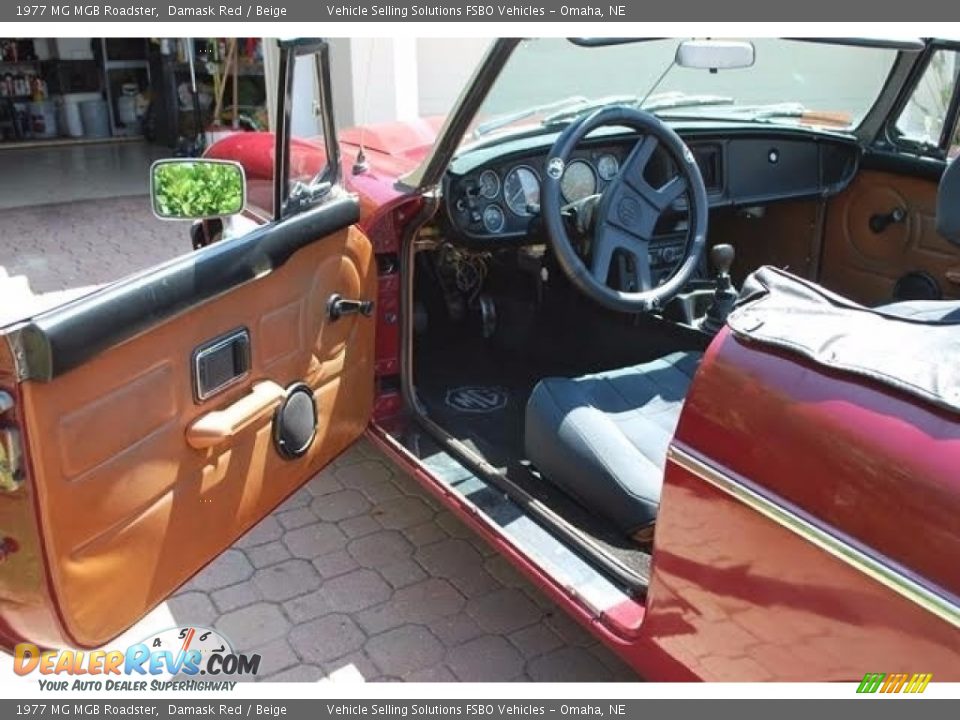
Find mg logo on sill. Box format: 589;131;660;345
445;386;509;413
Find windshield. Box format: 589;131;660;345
465;38;899;143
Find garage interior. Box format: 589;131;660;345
0;37;270;324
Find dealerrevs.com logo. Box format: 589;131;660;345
13;626;260;691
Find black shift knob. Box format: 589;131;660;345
711;244;735;276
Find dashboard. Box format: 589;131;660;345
443;127;860;245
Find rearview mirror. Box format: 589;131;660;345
150;159;246;220
675;40;755;71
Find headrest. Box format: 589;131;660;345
937;157;960;245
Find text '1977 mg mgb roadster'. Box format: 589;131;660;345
1;37;960;681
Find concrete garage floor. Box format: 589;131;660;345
0;146;637;683
0;141;167;211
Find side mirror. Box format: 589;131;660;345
150;159;246;220
675;40;755;71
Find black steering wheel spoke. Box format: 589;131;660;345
628;245;653;293
620;135;688;215
590;227;654;292
642;174;687;213
541;106;708;314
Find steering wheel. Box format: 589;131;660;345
541;106;709;313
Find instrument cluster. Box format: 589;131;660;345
447;147;625;240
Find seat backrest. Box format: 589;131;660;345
938;157;960;244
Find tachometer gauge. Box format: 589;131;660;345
597;154;620;181
482;204;506;233
503;166;540;216
560;160;597;203
478;169;500;199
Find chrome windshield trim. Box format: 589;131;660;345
666;443;960;631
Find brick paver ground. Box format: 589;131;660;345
1;195;186;294
170;439;637;682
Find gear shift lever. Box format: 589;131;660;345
700;244;738;334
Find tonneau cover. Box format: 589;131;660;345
728;266;960;414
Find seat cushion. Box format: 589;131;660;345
524;351;702;534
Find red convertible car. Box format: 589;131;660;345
1;37;959;681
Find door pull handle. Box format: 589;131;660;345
327;294;374;321
186;381;285;450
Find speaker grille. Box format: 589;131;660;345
273;383;317;459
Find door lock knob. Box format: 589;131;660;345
870;207;906;234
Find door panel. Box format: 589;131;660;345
9;220;375;648
821;169;960;304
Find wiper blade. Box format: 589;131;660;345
641;92;734;112
541;95;638;126
473;95;589;138
658;101;807;121
657;101;854;129
540;93;735;127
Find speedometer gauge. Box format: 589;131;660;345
560;160;597;203
503;166;540;216
478;169;500;199
482;204;506;233
597;154;619;181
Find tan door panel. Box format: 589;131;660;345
821;169;959;304
15;225;376;648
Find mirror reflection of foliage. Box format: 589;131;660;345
153;162;243;218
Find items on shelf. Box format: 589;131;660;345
1;70;42;99
2;37;267;145
1;39;38;63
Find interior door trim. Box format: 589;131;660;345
667;442;960;631
5;194;360;383
861;149;946;182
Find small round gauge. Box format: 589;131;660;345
597;154;620;181
503;166;540;216
478;169;500;199
560;160;597;203
482;204;506;233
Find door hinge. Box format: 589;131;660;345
4;332;31;382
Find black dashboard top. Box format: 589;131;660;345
443;126;860;244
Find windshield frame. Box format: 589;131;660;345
401;37;928;192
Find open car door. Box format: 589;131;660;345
0;40;377;649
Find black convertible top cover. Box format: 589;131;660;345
728;266;960;414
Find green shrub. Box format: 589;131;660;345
153;161;243;218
